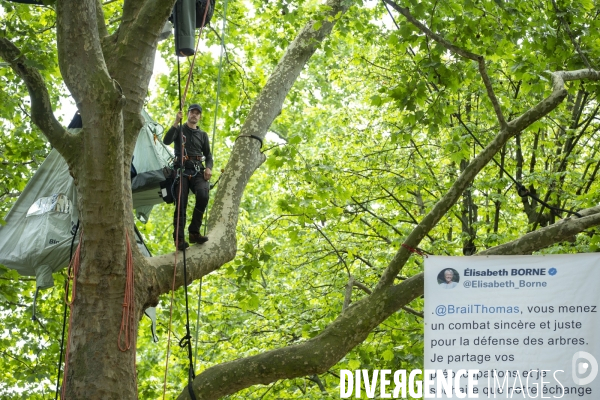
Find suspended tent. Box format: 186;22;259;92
0;111;172;341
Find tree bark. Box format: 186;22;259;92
51;0;177;396
2;0;353;397
177;204;600;399
147;0;356;297
179;273;424;399
3;0;600;398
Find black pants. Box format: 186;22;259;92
173;168;210;241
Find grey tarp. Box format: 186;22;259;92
0;150;78;288
0;111;172;287
132;110;174;221
0;112;173;341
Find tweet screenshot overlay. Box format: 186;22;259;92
425;254;600;398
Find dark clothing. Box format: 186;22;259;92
163;124;213;170
172;168;210;240
164;123;212;240
172;0;196;56
171;0;215;56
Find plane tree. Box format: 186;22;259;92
1;0;600;398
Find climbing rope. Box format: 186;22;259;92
162;2;212;399
54;221;79;400
60;229;84;400
117;229;139;399
161;104;189;398
118;229;136;352
57;228;136;398
179;0;212;111
192;277;204;371
194;0;229;371
209;0;228;162
179;245;197;400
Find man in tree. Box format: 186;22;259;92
163;104;213;250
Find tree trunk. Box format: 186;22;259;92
50;0;355;397
53;0;174;397
61;111;138;398
3;0;600;398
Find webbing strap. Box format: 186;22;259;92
235;134;263;148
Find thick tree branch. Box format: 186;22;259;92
56;0;119;112
380;205;600;354
478;205;600;256
0;38;77;161
125;0;174;55
112;0;175;89
108;0;175;153
373;9;600;289
121;0;147;28
509;70;600;133
146;238;237;303
96;0;108;38
148;0;356;301
177;273;424;399
163;5;600;399
287;104;600;400
333;206;600;400
235;0;353;144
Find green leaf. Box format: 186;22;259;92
370;95;382;106
382;349;395;361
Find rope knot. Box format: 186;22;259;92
179;334;192;348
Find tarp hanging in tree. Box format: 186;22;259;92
0;110;173;290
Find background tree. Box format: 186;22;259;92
1;0;600;398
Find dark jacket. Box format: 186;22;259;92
164;124;213;170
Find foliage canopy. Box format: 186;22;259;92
1;0;600;398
